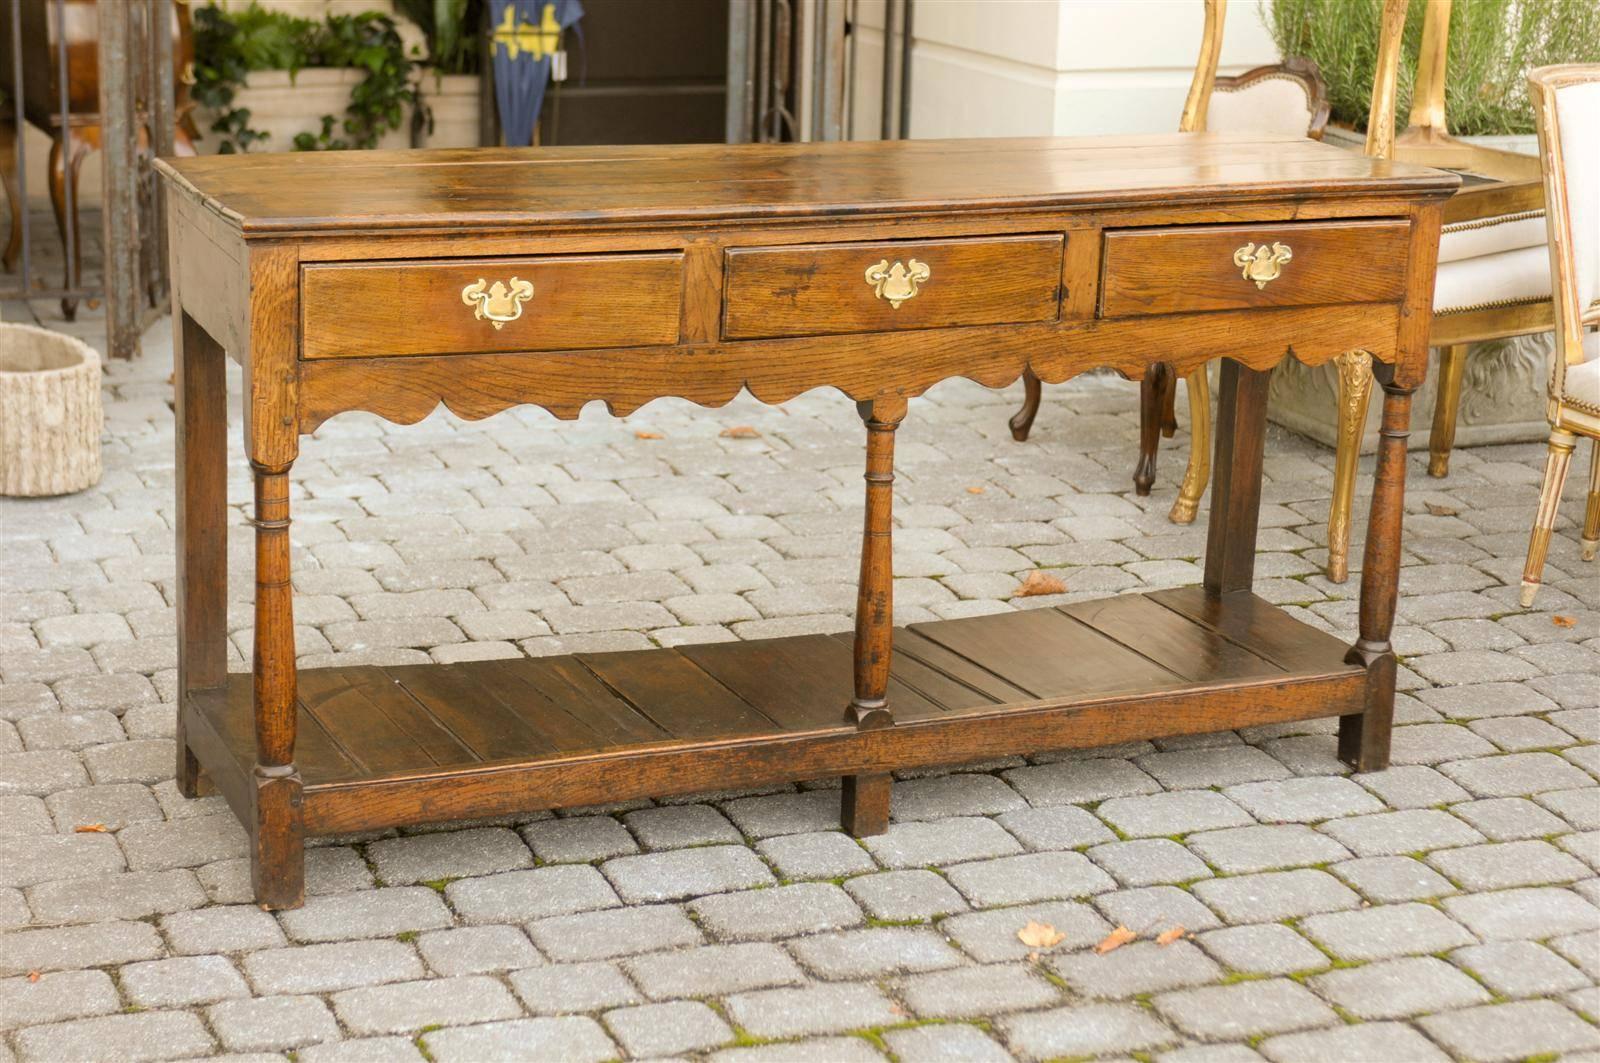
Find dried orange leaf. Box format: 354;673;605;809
26;970;40;983
1017;920;1065;949
1156;926;1187;946
1553;615;1577;628
720;425;761;439
1424;501;1458;517
633;429;664;440
73;823;108;833
1013;571;1067;598
966;485;986;494
1094;925;1136;954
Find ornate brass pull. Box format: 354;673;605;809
461;277;535;329
1232;242;1292;289
864;258;930;309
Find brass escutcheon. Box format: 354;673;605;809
461;277;535;329
864;258;930;309
1232;242;1292;289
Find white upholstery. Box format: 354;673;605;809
1565;331;1600;405
1439;215;1547;263
1434;244;1553;313
1206;78;1315;137
1556;81;1600;312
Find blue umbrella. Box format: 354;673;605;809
489;0;584;147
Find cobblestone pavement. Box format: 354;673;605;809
2;309;1598;1063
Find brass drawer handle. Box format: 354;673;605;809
461;277;534;329
865;258;930;309
1233;242;1292;289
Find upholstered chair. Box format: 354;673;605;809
1519;64;1600;607
1007;0;1329;523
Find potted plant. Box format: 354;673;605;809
190;1;422;153
395;0;484;148
1268;0;1600;153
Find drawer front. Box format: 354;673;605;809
301;253;683;359
722;234;1064;340
1099;220;1411;318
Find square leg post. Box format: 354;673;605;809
1339;370;1414;771
1203;360;1271;596
174;311;226;797
842;396;906;837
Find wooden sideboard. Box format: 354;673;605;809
157;135;1457;909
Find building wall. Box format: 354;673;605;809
848;0;1281;140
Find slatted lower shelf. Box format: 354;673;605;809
186;588;1367;833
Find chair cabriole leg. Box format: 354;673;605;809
842;396;906;837
1327;350;1375;584
1428;343;1468;478
1009;370;1041;442
1170;366;1211;524
1134;362;1172;496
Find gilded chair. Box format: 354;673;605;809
1007;0;1329;517
1519;64;1600;607
1131;0;1558;583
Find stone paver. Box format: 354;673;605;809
1;316;1594;1061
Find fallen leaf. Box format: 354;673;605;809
73;823;108;833
1156;926;1187;946
1017;920;1065;949
1553;615;1577;628
1424;501;1458;517
966;485;986;494
720;425;761;439
26;971;40;983
1094;925;1136;955
1013;571;1067;598
633;430;664;440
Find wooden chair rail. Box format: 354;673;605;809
159;134;1453;908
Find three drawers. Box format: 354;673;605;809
300;253;683;359
722;234;1065;340
1099;219;1411;318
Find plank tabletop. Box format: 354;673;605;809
155;132;1457;236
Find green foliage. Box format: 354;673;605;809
393;0;483;75
1265;0;1600;136
191;2;422;153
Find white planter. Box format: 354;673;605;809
0;324;102;497
1323;124;1538;157
196;68;415;154
415;73;482;149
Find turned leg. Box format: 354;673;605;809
1339;376;1414;771
1582;439;1600;563
1327;350;1375;584
175;313;227;798
842;396;906;836
1169;366;1212;524
1519;428;1578;607
1428;343;1468;478
0;120;19;273
1009;370;1042;442
251;461;304;908
1134;362;1173;496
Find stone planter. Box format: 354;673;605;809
195;68;415;154
415;72;482;149
1271;125;1547;453
0;324;102;496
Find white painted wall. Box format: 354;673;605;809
848;0;1281;140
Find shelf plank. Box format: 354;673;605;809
472;657;668;753
1059;595;1282;682
577;649;777;740
906;607;1183;700
827;631;1005;715
1146;587;1349;671
299;667;477;776
384;663;563;763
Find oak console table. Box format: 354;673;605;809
158;135;1455;909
